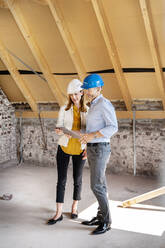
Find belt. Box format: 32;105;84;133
87;142;110;147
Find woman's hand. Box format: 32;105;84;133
55;128;63;135
65;134;71;138
55;128;71;138
82;149;87;160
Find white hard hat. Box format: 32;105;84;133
67;79;83;94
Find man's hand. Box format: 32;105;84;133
79;133;95;144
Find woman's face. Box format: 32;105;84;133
70;91;83;105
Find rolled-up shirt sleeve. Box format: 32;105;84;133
99;101;118;138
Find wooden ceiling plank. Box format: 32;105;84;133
32;0;47;5
139;0;165;109
6;0;64;106
0;0;47;7
47;0;86;81
91;0;132;111
0;0;8;8
0;39;38;112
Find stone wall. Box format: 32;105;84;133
16;117;165;176
0;89;17;165
1;91;164;175
16;118;58;166
110;119;165;176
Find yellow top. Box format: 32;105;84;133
61;105;83;155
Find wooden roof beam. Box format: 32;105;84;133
139;0;165;109
91;0;132;111
0;39;38;112
47;0;87;81
6;0;64;106
15;110;165;120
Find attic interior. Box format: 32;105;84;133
0;0;165;247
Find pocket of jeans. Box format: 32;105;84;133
94;146;103;157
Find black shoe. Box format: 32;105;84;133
47;215;63;225
71;212;78;219
81;217;101;226
92;222;111;235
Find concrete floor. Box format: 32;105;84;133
0;163;165;248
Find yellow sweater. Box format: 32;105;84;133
61;105;83;155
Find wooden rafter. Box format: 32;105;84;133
6;0;64;106
0;39;38;112
15;110;165;120
47;0;86;81
139;0;165;109
91;0;132;111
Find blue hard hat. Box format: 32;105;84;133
81;74;104;89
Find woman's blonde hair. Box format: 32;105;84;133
65;93;87;112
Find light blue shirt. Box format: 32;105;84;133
86;94;118;143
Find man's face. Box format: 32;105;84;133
84;87;101;102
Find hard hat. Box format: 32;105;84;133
81;74;104;89
67;79;83;94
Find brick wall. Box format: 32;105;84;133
0;89;17;165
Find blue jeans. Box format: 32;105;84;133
87;142;111;224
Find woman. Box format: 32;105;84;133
47;79;88;225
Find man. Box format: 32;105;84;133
80;74;118;235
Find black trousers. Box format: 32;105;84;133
56;145;86;203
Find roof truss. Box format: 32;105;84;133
6;0;65;106
91;0;132;111
47;0;87;81
139;0;165;109
0;39;38;112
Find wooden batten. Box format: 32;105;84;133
15;110;58;119
14;110;165;120
122;186;165;207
